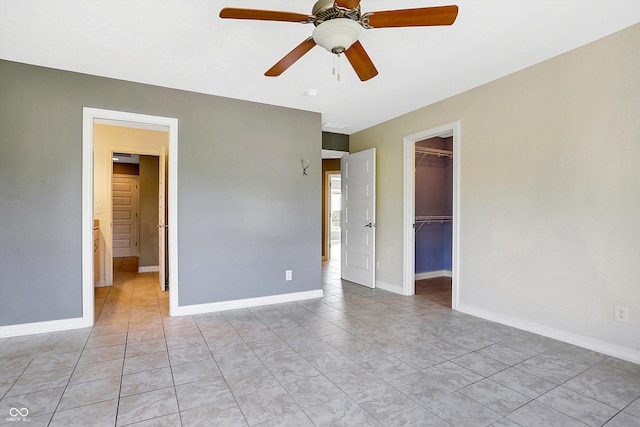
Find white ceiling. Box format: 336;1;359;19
2;0;640;135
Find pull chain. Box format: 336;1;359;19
331;54;342;82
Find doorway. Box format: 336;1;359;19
100;134;167;290
402;122;460;309
413;136;453;308
82;108;178;327
111;153;164;283
321;154;344;261
328;173;342;260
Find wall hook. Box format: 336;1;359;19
301;159;310;176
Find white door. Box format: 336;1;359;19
158;152;167;291
341;148;376;288
112;175;139;258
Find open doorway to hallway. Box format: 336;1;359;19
111;152;164;287
95;125;168;294
83;107;179;326
96;139;169;321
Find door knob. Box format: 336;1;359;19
364;223;373;228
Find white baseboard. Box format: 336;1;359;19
415;270;452;280
173;289;324;317
94;280;108;288
138;265;159;273
0;317;87;339
457;303;640;365
376;280;403;294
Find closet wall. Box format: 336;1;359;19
415;137;453;274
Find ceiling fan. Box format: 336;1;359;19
219;0;459;81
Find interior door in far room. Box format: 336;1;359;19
341;148;376;288
112;175;139;258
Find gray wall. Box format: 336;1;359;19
0;59;321;326
139;155;159;268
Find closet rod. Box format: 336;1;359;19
414;215;452;232
415;146;453;159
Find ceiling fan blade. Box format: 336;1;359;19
344;41;378;81
365;5;458;28
265;38;317;77
219;8;311;23
335;0;361;9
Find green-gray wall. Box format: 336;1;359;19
0;60;321;326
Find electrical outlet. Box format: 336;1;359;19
285;270;292;281
614;305;629;323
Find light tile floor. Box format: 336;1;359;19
1;258;639;426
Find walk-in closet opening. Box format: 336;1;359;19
414;135;453;307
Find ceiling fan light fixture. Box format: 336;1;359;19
312;18;361;54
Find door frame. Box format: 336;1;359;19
402;121;460;308
82;107;179;327
323;170;341;261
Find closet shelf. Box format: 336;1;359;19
415;147;453;167
415;215;452;231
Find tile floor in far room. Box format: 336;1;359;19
1;258;639;426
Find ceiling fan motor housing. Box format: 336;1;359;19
312;0;361;23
